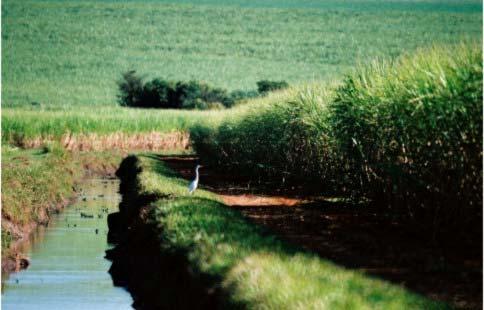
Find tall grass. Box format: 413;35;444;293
1;88;296;146
1;106;227;145
191;85;339;188
191;43;483;236
331;43;482;233
1;145;123;249
2;145;81;252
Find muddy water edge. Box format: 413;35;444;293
1;179;133;309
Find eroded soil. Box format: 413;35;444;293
162;155;483;310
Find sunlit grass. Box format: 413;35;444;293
190;43;483;235
1;145;124;249
2;0;481;107
1;87;298;145
2;106;221;143
122;154;447;308
1;145;78;227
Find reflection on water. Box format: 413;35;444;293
2;179;133;310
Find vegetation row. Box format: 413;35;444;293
190;43;483;238
1;107;221;145
117;70;288;110
113;154;443;308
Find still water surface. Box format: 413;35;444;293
2;179;133;310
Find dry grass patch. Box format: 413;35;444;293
20;131;190;151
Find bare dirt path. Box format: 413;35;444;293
161;155;482;309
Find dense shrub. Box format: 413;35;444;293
117;73;241;109
140;79;177;108
117;70;144;107
117;73;291;109
173;80;233;109
191;44;482;237
257;80;289;94
229;90;260;104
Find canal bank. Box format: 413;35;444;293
106;154;445;309
2;179;133;309
1;147;122;275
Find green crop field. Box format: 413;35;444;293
2;0;481;108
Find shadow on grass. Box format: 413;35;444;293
106;213;232;309
106;155;243;309
154;155;482;309
106;154;480;309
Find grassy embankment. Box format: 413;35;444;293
1;146;123;255
114;154;446;309
191;43;483;237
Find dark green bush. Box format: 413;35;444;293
199;85;234;107
173;80;233;109
172;81;202;109
257;80;289;94
117;73;238;110
141;79;177;108
117;72;290;109
229;90;260;105
117;70;144;107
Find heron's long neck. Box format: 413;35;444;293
195;167;200;180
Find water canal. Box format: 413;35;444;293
2;179;133;310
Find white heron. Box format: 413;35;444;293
188;164;202;194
